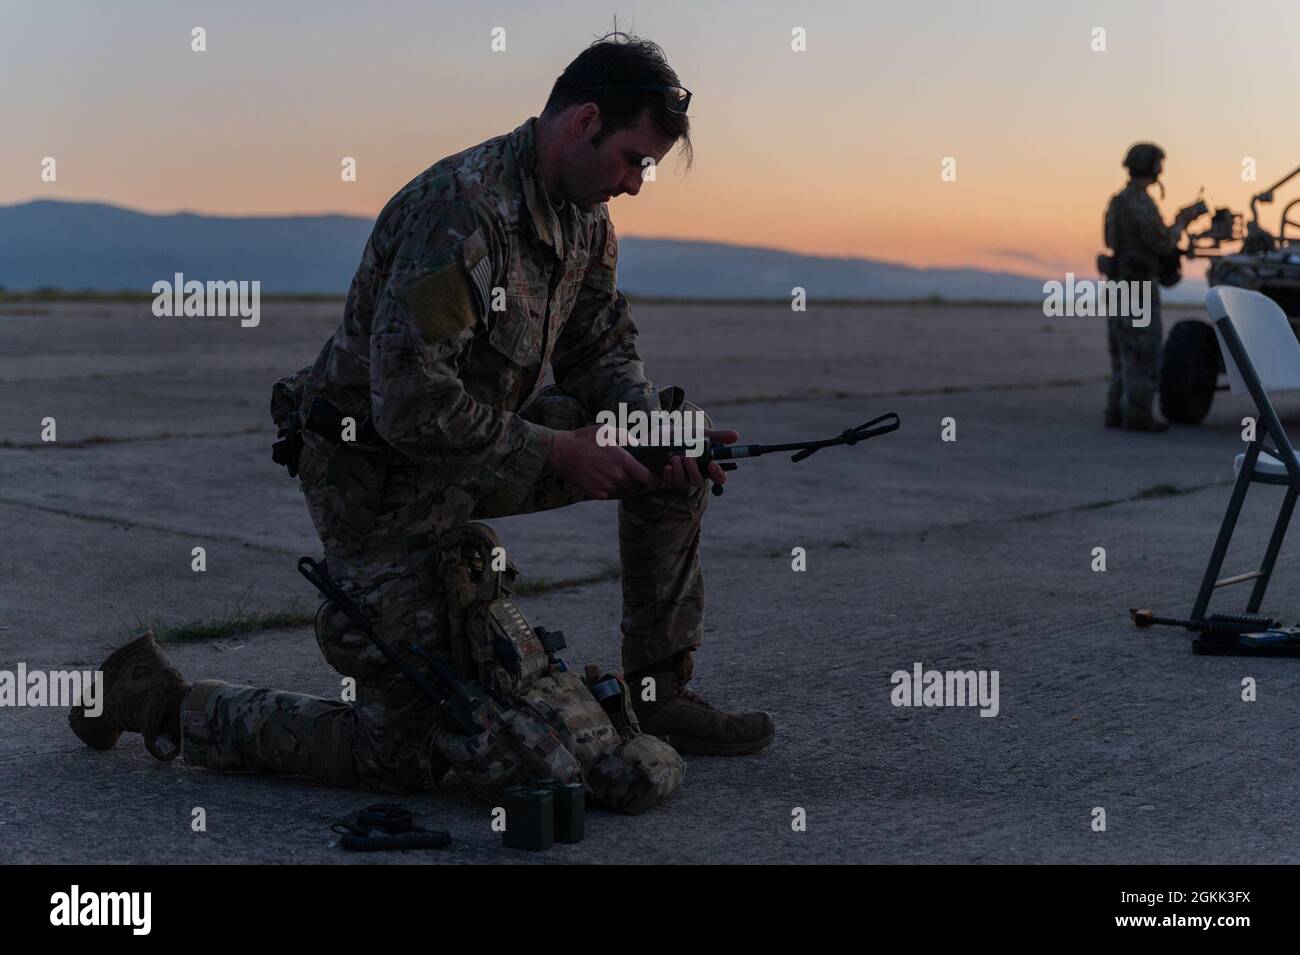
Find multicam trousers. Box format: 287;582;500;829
180;386;709;798
1106;285;1163;419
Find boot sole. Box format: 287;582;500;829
661;731;775;757
68;632;158;751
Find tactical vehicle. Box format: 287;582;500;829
1160;166;1300;424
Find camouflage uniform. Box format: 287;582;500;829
180;118;704;811
1103;180;1174;421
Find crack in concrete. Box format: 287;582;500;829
0;494;300;556
0;425;268;449
1;473;1235;591
709;376;1109;407
0;366;296;386
941;478;1236;535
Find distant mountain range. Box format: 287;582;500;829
0;199;1206;303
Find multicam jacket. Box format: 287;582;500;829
302;117;658;527
1104;180;1179;280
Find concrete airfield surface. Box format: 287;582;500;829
2;298;1298;864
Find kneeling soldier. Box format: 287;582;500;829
70;34;773;812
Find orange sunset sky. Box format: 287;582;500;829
5;0;1300;279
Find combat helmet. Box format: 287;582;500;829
1123;142;1166;179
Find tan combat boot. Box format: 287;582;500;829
68;632;189;762
629;651;774;756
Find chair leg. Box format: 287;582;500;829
1192;459;1258;620
1247;484;1298;613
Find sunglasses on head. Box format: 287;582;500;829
580;84;692;114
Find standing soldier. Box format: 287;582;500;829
1102;142;1201;432
70;34;775;812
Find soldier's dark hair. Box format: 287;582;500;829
543;33;693;168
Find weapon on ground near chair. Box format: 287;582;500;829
1130;607;1300;656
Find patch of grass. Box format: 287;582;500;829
1071;481;1200;515
0;425;265;450
139;607;317;644
1137;483;1184;499
514;562;621;596
1075;499;1117;512
123;563;623;645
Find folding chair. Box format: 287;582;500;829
1191;286;1300;621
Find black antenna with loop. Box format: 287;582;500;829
632;412;901;496
722;413;902;464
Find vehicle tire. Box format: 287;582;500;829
1159;319;1220;424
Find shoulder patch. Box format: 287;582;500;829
401;263;477;345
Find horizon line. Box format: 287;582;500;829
2;196;1060;279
